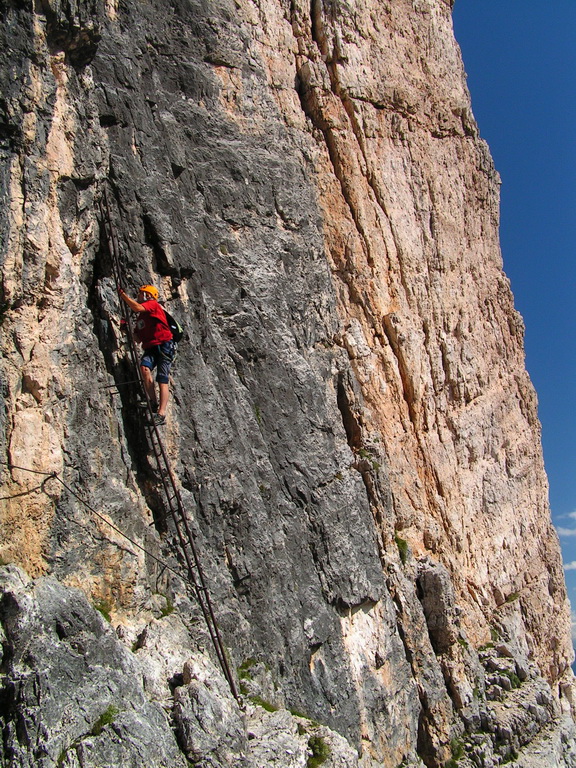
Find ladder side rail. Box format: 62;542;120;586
100;190;126;296
99;194;154;410
144;427;182;512
124;416;232;686
99;187;239;700
167;485;239;699
166;505;230;674
102;186;124;285
143;427;236;685
141;426;226;637
139;422;229;665
144;448;234;691
143;421;192;525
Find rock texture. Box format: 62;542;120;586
0;0;574;766
0;566;188;768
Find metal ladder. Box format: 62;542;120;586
98;186;238;701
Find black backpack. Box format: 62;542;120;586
163;309;185;342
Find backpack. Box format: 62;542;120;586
163;309;185;343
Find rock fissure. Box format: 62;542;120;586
1;0;574;766
297;73;374;266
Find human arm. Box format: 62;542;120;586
119;289;147;313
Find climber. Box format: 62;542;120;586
118;284;174;426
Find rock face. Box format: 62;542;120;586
0;566;189;768
0;0;574;766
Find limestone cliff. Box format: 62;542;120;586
0;0;574;766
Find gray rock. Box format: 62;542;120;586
244;706;361;768
0;566;187;768
245;708;309;768
417;557;459;653
0;0;575;765
173;655;247;766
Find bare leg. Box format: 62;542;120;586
140;366;158;406
158;382;169;416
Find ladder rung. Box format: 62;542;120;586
172;515;187;531
174;516;194;536
100;186;239;700
167;504;183;518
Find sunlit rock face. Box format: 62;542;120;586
0;0;574;766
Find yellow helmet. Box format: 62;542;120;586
139;285;159;300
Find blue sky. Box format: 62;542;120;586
451;2;576;636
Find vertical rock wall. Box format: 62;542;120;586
293;0;570;681
0;0;573;766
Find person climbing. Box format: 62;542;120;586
118;284;174;426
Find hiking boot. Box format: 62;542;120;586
153;413;166;426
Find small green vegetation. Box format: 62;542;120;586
91;705;120;736
444;737;464;767
58;705;121;763
490;626;501;642
505;591;520;603
160;596;175;617
450;738;464;760
357;448;380;471
478;641;494;652
502;748;519;764
307;735;331;768
502;669;521;689
254;404;262;425
94;599;112;623
238;657;258;680
249;695;278;713
289;707;310;720
457;635;469;650
395;534;408;565
289;708;321;727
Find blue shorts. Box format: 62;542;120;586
140;341;175;384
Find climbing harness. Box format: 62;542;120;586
98;186;238;701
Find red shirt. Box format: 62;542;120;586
134;300;173;348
